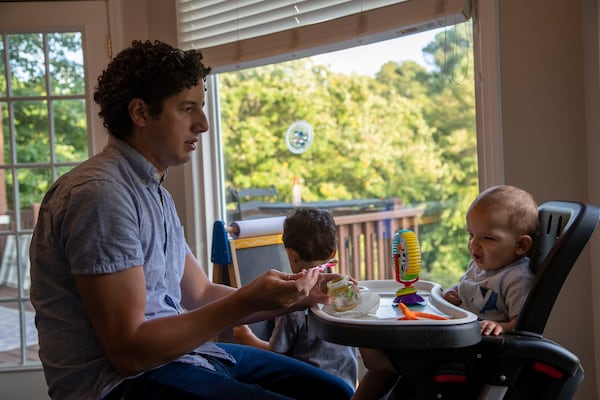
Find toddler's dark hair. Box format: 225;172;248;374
283;207;337;262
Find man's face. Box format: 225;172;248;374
141;82;208;172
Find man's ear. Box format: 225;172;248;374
515;234;534;256
129;98;148;127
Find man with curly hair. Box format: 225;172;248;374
30;40;354;400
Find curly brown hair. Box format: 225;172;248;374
93;40;211;139
283;207;337;262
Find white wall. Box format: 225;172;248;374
584;0;600;394
498;0;599;398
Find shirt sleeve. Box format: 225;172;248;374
269;311;304;354
59;178;145;275
502;263;534;319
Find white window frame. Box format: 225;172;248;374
0;0;110;373
180;0;473;72
472;0;503;188
184;0;502;273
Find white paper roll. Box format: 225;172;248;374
228;216;285;239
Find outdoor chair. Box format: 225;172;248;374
225;185;279;221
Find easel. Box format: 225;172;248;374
210;220;288;287
210;219;289;341
210;220;234;286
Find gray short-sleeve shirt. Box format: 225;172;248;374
30;140;233;400
269;310;358;389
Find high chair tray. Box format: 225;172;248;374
308;279;481;349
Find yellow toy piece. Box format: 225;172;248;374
392;229;424;306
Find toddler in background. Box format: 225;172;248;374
233;207;358;389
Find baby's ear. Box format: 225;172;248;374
515;234;533;256
285;247;301;264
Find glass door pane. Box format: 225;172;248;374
0;0;108;366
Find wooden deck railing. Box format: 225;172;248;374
333;207;424;281
213;205;425;285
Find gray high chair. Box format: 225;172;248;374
385;200;600;399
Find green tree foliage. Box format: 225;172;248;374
419;24;479;286
220;24;477;288
1;32;87;211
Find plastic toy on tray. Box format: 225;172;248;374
392;229;425;306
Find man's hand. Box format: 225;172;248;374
237;268;320;312
299;271;360;308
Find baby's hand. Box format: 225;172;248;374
442;288;461;306
479;320;504;336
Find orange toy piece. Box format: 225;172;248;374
397;303;448;321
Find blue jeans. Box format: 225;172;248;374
104;343;354;399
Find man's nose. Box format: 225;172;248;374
194;111;209;134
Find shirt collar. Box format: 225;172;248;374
107;138;166;185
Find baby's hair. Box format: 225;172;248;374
283;207;337;262
470;185;539;236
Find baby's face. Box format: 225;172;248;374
289;249;336;273
289;257;330;273
466;207;522;271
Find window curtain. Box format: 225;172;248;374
178;0;472;72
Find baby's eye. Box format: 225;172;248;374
483;236;495;241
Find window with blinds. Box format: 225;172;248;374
179;0;472;72
180;0;478;289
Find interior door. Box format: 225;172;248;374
0;0;109;379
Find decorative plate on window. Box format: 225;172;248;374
285;120;314;154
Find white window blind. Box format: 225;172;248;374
178;0;472;72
